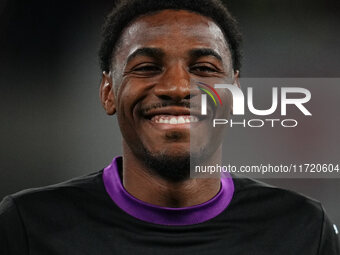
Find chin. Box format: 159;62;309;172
141;141;216;182
140;145;190;182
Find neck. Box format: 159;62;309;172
122;142;222;208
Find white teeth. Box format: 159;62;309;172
170;118;177;124
178;117;185;124
151;115;199;124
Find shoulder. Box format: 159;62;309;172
228;176;340;253
16;169;103;194
232;174;322;207
0;169;106;215
0;169;113;254
230;175;324;223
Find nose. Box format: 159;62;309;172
154;63;191;102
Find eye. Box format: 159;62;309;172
132;64;162;74
191;66;216;72
190;64;220;75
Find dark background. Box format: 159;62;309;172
1;0;339;225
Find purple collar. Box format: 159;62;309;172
103;156;234;226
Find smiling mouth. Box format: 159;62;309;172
141;105;204;127
150;115;199;124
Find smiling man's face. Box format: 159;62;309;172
103;9;236;180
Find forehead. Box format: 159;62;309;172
115;9;229;60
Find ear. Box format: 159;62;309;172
230;70;240;115
233;70;240;88
99;71;116;115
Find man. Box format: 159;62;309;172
0;0;339;254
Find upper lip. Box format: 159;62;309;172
142;106;203;119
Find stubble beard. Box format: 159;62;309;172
140;145;208;183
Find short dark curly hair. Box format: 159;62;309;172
99;0;242;73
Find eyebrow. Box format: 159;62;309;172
126;47;165;63
189;48;223;62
